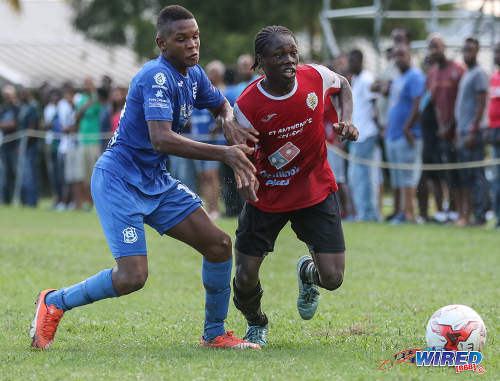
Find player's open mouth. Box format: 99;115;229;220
187;53;199;60
282;68;296;76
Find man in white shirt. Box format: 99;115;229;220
58;87;84;209
347;49;380;221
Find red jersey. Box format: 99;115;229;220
234;64;341;213
427;61;465;127
488;70;500;128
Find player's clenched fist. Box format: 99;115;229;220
333;121;359;141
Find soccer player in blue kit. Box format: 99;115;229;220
30;5;261;350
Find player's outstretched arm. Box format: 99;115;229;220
210;98;259;145
332;75;359;142
148;120;259;201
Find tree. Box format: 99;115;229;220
70;0;322;64
70;0;442;64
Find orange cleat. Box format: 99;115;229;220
30;289;64;349
200;331;261;350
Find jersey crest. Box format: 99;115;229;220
154;72;166;86
306;92;318;110
122;227;138;244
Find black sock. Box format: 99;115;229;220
233;278;268;327
300;259;321;285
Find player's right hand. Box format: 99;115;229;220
333;121;359;141
223;145;259;202
222;118;259;146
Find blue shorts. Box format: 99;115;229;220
91;167;203;258
385;137;423;188
327;147;346;184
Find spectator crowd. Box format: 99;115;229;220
1;30;499;229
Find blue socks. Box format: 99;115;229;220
45;269;118;311
202;258;232;341
44;260;232;342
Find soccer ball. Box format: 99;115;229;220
425;304;486;351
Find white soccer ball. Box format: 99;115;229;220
425;304;486;351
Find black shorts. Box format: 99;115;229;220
440;140;460;188
235;193;346;257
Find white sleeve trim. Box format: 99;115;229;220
308;64;341;98
234;102;254;128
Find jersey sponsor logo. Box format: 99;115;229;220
119;103;127;120
177;183;197;199
149;103;169;109
261;113;277;123
260;166;300;179
265;179;290;186
155;90;163;97
178;80;184;87
178;104;194;125
260;166;300;187
268;142;300;169
268;117;312;139
108;130;119;147
123;227;138;244
154;72;166;86
148;97;170;109
306;92;318;110
192;81;198;99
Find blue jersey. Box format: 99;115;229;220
95;55;224;194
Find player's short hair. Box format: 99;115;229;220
348;49;363;62
252;25;297;70
465;37;480;49
427;32;446;47
392;26;412;44
206;60;225;76
157;5;194;37
97;86;109;100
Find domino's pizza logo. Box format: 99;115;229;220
268;142;300;169
154;72;166;86
123;227;138;244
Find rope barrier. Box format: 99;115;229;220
325;141;500;170
1;129;499;171
0;129;224;145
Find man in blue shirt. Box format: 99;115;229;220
30;5;260;350
385;44;425;224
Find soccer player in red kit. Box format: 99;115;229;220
231;25;358;346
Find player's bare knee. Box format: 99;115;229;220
320;271;343;291
131;271;148;291
116;268;148;294
206;231;232;262
235;267;258;292
219;231;232;254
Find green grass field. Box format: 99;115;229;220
0;205;498;380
